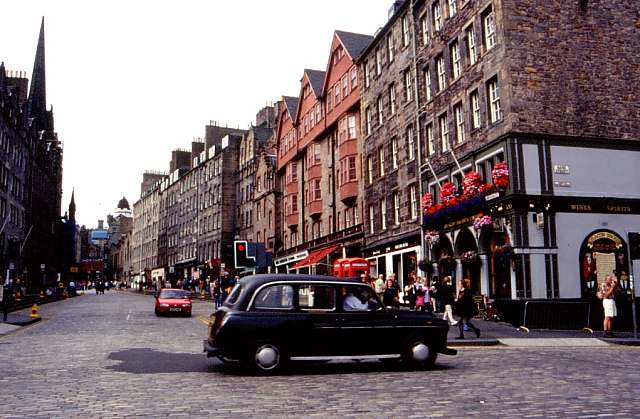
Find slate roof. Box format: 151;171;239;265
283;96;299;120
335;30;374;61
305;69;326;98
252;126;273;144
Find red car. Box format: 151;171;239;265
155;289;192;317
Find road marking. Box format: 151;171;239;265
126;309;131;321
198;316;210;325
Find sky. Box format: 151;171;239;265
0;0;392;228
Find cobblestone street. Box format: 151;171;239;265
1;292;639;418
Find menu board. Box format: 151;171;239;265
595;252;616;287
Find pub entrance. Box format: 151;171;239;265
579;229;630;298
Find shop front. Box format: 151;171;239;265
364;234;421;296
274;250;309;274
151;267;165;290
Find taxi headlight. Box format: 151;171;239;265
182;303;190;307
159;303;169;307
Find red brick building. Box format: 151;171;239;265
274;31;373;274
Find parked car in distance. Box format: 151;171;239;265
155;288;192;317
203;274;456;373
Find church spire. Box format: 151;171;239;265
27;17;48;131
69;188;76;221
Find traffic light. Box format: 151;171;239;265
629;232;640;260
234;240;256;269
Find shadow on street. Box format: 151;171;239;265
106;348;213;374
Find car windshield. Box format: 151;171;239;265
159;290;190;299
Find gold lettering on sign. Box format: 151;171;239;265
570;204;592;211
587;231;622;248
606;206;631;213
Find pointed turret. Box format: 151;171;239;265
69;189;76;221
0;61;6;92
27;17;48;131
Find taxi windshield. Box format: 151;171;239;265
159;290;190;299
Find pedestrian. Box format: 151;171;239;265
404;273;416;310
383;278;400;309
431;276;442;313
374;274;385;302
440;276;457;325
414;277;426;312
599;275;618;337
455;278;480;339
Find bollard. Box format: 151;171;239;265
200;289;205;300
30;303;40;319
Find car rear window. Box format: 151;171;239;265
254;285;294;310
298;285;335;310
225;284;242;306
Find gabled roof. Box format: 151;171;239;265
335;30;374;61
305;69;326;98
282;96;299;120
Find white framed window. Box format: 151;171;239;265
407;125;415;160
454;102;465;143
466;25;477;65
404;69;412;101
436;55;446;91
364;62;371;88
365;107;372;135
387;32;394;62
433;1;442;31
488;77;502;123
440;113;449;152
402;15;410;47
393;192;400;225
367;155;374;185
376;49;383;75
409;185;417;219
348;115;357;139
368;205;375;234
470;90;481;128
392;137;399;169
451;41;461;79
483;6;496;51
389;83;396;115
351;67;358;89
426;123;435;156
448;0;457;17
424;68;432;101
378;146;385;176
421;15;429;46
377;96;384;125
380;198;387;230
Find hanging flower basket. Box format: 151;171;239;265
440;182;457;205
492;162;510;189
462;171;482;196
473;214;493;231
460;250;478;263
418;258;434;272
424;230;440;245
421;192;433;213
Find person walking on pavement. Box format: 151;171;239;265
440;276;457;325
455;278;480;339
383;278;400;309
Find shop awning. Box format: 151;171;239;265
290;245;339;270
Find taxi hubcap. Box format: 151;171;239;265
412;343;430;362
255;345;279;369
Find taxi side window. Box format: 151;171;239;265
254;285;294;310
298;285;335;310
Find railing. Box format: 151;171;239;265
518;300;591;332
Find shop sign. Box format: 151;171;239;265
274;251;309;266
553;164;570;174
485;192;500;201
394;242;409;250
443;215;478;230
587;231;622;249
69;266;79;273
565;202;636;214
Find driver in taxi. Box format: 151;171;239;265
343;287;379;311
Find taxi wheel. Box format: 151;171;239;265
403;340;437;369
155;309;161;317
252;343;286;374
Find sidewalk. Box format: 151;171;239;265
446;317;640;347
0;311;42;336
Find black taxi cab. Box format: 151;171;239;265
203;274;456;373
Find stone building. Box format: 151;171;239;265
399;0;640;325
106;197;132;282
274;30;373;274
253;131;280;256
0;18;63;288
358;0;423;291
132;172;165;286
